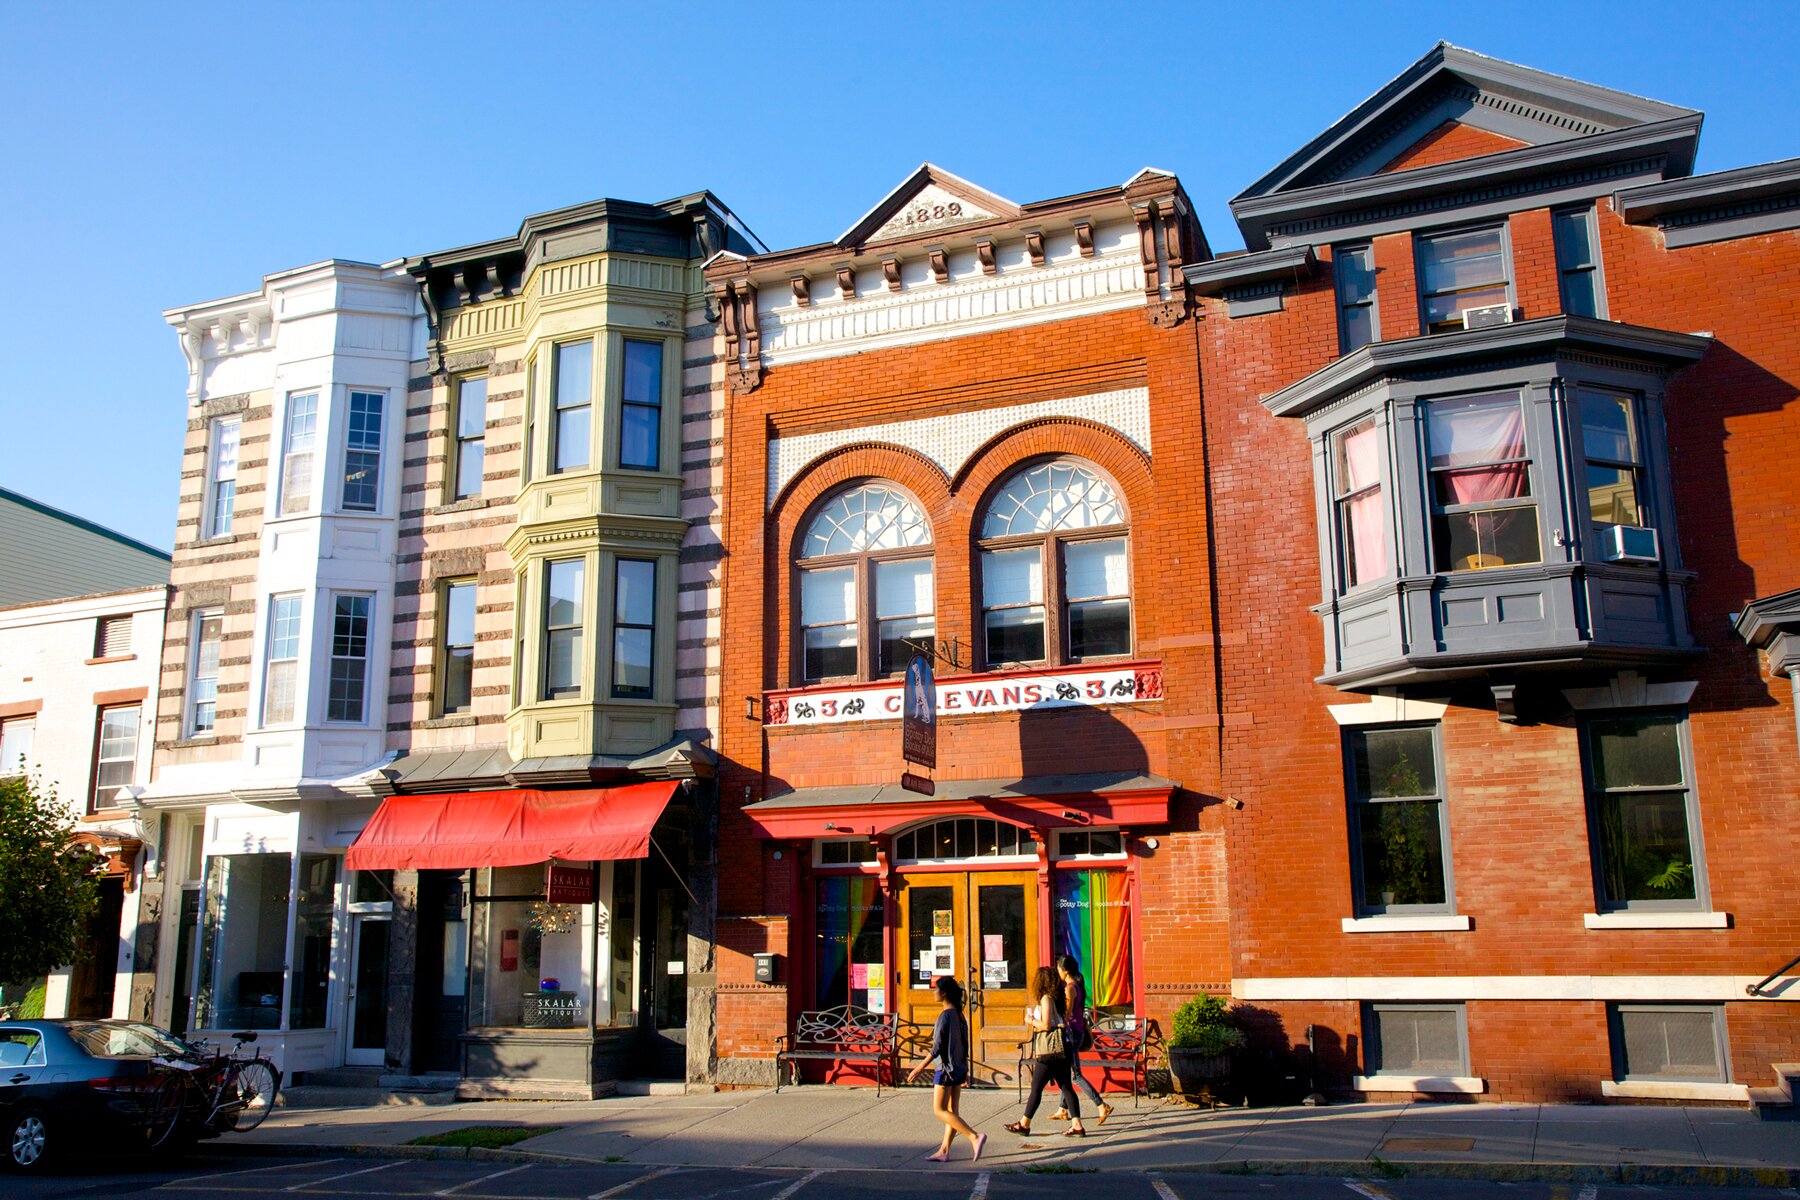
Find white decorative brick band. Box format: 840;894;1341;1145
768;387;1150;508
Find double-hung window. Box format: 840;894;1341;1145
1345;725;1451;913
0;716;34;776
278;393;319;516
91;705;140;812
611;559;655;699
454;377;487;500
1583;712;1706;910
979;460;1131;668
440;581;476;715
551;341;593;474
542;558;585;699
188;608;224;736
1417;227;1510;333
341;391;384;511
1334;243;1378;353
1578;389;1645;535
619;339;663;471
1332;419;1387;589
262;594;303;725
326;594;373;722
797;484;934;682
1553;205;1606;318
206;416;241;538
1427;392;1539;571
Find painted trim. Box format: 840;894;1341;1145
1600;1080;1748;1102
1562;672;1698;711
1584;911;1730;930
1236;975;1799;1002
1353;1074;1486;1094
1341;915;1472;933
1328;694;1449;726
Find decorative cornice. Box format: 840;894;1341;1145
1183;245;1318;296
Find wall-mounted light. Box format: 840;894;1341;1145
744;696;761;721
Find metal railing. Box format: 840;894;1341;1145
1746;952;1800;997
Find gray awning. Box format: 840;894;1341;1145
381;737;716;794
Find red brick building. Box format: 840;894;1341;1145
703;46;1799;1106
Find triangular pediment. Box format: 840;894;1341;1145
837;164;1023;247
1238;43;1699;199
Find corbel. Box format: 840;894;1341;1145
1135;197;1190;329
453;267;476;307
180;329;204;403
789;272;811;307
974;238;996;275
711;280;740;362
1491;681;1521;725
1072;219;1095;258
727;277;763;393
927;246;949;284
881;256;902;291
1023;228;1045;266
834;263;857;300
486;259;510;301
211;320;233;354
237;313;259;347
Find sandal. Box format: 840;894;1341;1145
1004;1120;1030;1134
1063;1125;1086;1137
1050;1108;1070;1120
1095;1102;1113;1126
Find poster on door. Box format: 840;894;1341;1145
1054;869;1132;1006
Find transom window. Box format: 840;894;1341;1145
1427;393;1539;571
815;838;878;867
979;460;1130;667
894;818;1034;864
1052;829;1125;859
1417;226;1511;333
797;483;934;682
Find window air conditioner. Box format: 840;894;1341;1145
1461;303;1513;329
1600;524;1660;563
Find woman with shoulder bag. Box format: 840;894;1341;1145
1050;955;1113;1125
1004;965;1085;1137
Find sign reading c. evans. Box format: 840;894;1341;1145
767;663;1160;727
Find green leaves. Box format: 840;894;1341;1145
0;774;102;986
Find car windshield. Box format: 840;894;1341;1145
0;1029;44;1068
65;1021;191;1059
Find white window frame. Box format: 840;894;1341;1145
278;392;320;516
0;715;35;777
206;415;241;539
890;817;1037;866
811;838;879;869
325;592;374;724
90;703;141;813
340;390;385;513
1050;828;1129;862
262;593;304;726
187;607;224;738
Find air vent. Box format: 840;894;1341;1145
1461;303;1513;329
1600;524;1660;563
96;614;133;658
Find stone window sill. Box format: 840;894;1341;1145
1583;911;1730;930
416;715;479;729
1353;1075;1485;1094
1601;1080;1746;1102
427;497;491;517
85;654;136;666
1341;915;1472;933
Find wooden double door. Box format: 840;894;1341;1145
896;870;1039;1086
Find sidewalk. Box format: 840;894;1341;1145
215;1088;1800;1184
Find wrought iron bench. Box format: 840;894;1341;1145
1013;1011;1151;1106
774;1005;901;1094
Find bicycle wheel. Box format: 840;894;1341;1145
144;1073;187;1150
228;1060;278;1131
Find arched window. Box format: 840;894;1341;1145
978;459;1130;667
797;483;933;681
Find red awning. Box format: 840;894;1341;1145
345;781;680;871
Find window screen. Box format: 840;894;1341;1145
1615;1006;1725;1082
1368;1004;1466;1075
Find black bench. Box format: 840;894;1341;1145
774;1005;901;1094
1013;1011;1151;1106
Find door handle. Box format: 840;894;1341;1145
8;1073;28;1083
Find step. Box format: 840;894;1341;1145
1749;1062;1798;1121
615;1079;688;1096
278;1084;458;1108
295;1066;385;1088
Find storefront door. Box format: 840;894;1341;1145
345;915;389;1066
897;870;1038;1086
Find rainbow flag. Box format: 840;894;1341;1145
1054;869;1132;1008
815;876;882;1008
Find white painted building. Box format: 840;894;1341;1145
141;261;424;1077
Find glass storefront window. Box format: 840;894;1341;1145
289;854;338;1029
815;877;885;1011
468;863;594;1030
1054;868;1133;1012
196;853;292;1030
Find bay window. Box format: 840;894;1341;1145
543;558;585;699
341;390;384;511
1426;392;1539;571
552;341;593;474
796;483;933;682
611;559;655;699
262;594;303;725
979;459;1130;668
1332;419;1387;589
619;339;663;471
1579;388;1645;534
327;593;373;723
278;393;318;516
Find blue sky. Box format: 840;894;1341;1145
4;0;1796;551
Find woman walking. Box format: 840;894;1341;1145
907;975;986;1162
1050;955;1113;1126
1004;965;1085;1137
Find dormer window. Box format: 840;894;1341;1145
1417;227;1511;333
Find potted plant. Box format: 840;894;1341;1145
1165;993;1246;1096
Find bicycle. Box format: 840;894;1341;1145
147;1031;281;1149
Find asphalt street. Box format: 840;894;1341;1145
9;1157;1800;1200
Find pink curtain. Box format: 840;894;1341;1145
1433;403;1528;504
1341;424;1387;584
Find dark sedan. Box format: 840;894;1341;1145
1;1020;190;1172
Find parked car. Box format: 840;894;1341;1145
1;1020;193;1171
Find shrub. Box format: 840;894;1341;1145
1168;992;1247;1056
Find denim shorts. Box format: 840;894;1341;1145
935;1067;968;1087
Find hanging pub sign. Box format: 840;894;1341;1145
546;862;597;904
902;653;936;769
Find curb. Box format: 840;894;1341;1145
194;1142;1800;1186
